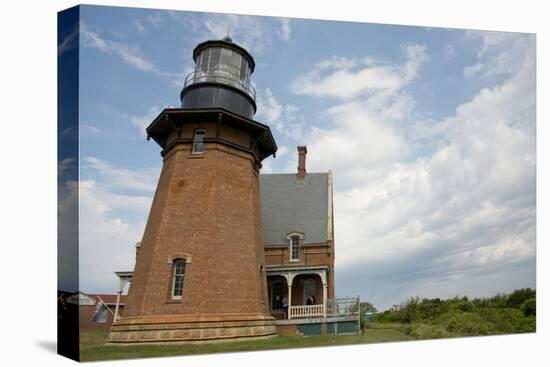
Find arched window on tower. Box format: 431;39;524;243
171;259;187;300
290;236;300;262
192;129;205;153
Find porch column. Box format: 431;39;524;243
287;284;292;320
113;277;124;323
322;282;327;319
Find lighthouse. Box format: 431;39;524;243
108;36;278;343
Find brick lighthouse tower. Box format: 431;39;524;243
108;37;278;343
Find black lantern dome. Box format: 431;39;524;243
180;38;257;119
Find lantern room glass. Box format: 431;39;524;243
192;46;252;97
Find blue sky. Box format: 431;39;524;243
64;5;535;310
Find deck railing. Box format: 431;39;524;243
326;297;361;317
287;297;360;320
289;304;324;319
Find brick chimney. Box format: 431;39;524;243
297;146;307;179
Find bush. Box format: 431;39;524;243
374;289;536;337
478;307;535;334
453;300;475;313
404;323;451;339
398;297;420;323
442;312;491;335
520;298;536;317
371;310;401;323
506;288;536;309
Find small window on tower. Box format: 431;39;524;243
171;259;186;300
290;236;300;261
192;129;205;154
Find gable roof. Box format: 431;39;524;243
260;173;329;245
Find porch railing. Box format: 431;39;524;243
326;297;360;317
289;304;324;319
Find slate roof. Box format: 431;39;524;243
260;173;329;245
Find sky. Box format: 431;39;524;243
60;5;535;310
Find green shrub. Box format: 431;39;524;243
398;297;420;323
404;323;451;339
453;300;475;313
442;312;491;335
506;288;536;309
520;298;536;317
478;307;533;334
374;289;536;337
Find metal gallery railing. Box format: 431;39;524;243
326;297;361;317
183;63;256;101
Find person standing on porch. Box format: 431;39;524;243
282;295;288;318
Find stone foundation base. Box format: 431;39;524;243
107;313;277;344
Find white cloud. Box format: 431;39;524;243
290;44;428;99
290;32;534;294
463;62;484;77
259;88;283;123
58;26;78;56
330;36;535;271
132;19;145;34
82;124;101;134
291;46;424;185
201;14;291;54
463;31;534;78
278;18;291;41
80;23;171;77
443;44;456;59
261;158;274;173
277;145;289;157
256;88;305;141
83;156;160;193
132;11;169;34
78;156;161;293
306;101;409;186
58;157;76;177
79;180;148;293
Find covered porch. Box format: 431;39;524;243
266;266;329;320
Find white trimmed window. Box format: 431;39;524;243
290;236;300;261
171;259;187;299
192;129;205;153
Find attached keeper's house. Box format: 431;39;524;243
260;148;360;336
261;147;335;320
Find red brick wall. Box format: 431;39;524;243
264;242;335;299
124;127;270;318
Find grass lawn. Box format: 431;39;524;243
80;324;414;361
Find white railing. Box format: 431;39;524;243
289;304;324;319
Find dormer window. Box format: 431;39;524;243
192;129;205;154
290;236;300;261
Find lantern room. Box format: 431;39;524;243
180;36;257;119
